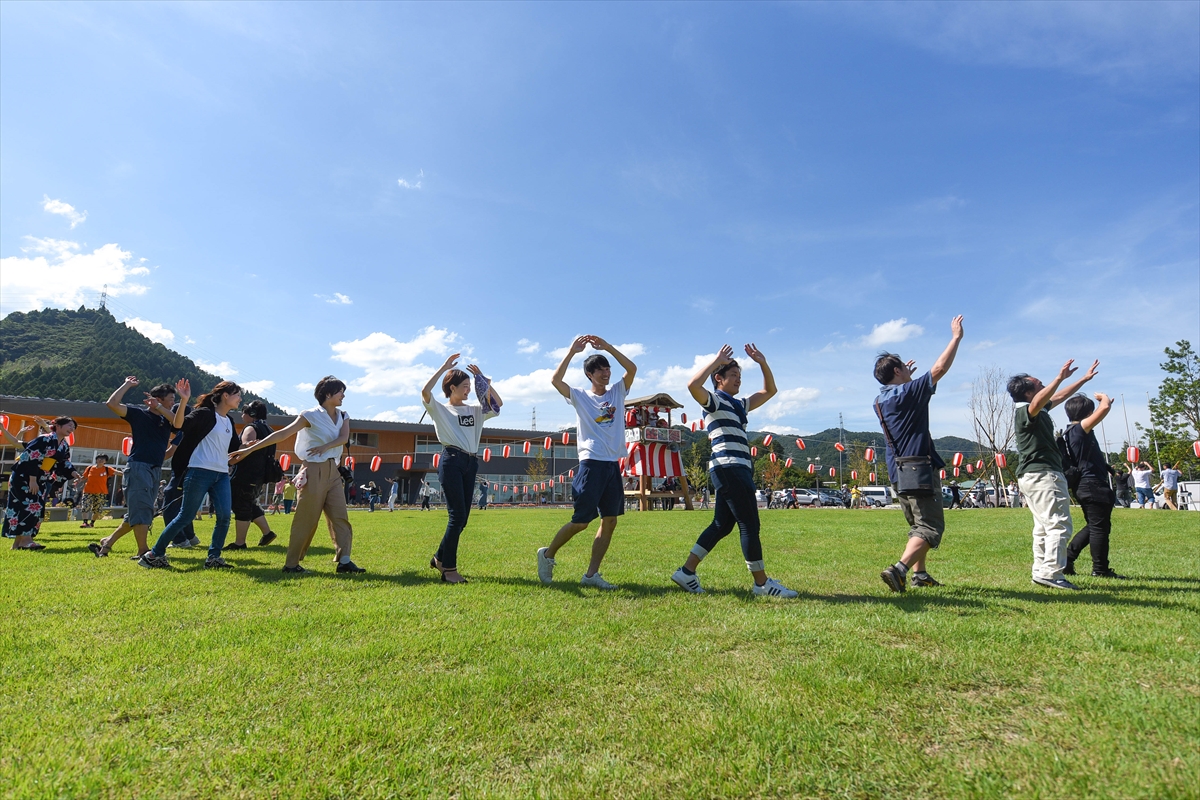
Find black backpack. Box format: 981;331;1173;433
1056;425;1088;494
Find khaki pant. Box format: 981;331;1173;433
288;460;353;566
1018;471;1073;582
1163;489;1178;510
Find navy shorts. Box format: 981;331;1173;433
570;460;625;524
123;460;159;526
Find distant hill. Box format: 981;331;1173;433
0;306;283;412
670;424;990;462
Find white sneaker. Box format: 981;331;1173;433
168;539;193;549
537;547;555;584
580;571;617;590
752;577;798;598
671;567;705;594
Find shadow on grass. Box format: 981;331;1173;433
473;573;750;598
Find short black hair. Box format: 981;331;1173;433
95;453;108;462
1007;374;1037;402
314;376;347;405
1064;394;1094;422
442;369;470;397
583;354;610;376
874;353;904;385
243;400;268;420
149;383;176;399
711;359;740;390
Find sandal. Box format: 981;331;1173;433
14;542;46;550
87;542;110;558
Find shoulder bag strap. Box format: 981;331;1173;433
874;399;899;453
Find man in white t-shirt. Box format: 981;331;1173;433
537;335;637;590
1131;462;1155;507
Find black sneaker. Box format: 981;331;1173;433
87;542;108;558
1062;561;1076;576
911;573;942;587
204;556;234;569
282;565;309;574
137;552;169;569
258;531;277;547
336;560;366;574
880;566;907;593
224;542;248;551
1092;569;1129;579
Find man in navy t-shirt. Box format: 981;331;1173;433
874;316;963;593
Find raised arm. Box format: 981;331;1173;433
422;353;460;405
1080;391;1112;434
229;415;309;464
589;336;638;391
169;379;191;430
1;421;34;447
1052;360;1098;406
1029;360;1076;417
106;376;138;418
467;364;503;408
552;336;589;399
688;345;734;406
929;316;964;386
743;343;777;412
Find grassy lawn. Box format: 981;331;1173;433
2;506;1197;799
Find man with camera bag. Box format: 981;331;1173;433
874;315;963;593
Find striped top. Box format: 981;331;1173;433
701;389;752;471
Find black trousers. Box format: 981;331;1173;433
1066;480;1115;572
435;448;478;570
164;470;196;543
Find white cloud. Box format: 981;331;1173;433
691;297;714;312
295;382;316;391
331;326;459;396
492;367;587;405
973;340;998;351
372;405;424;422
0;237;150;317
398;169;424;190
757;387;822;421
123;317;174;345
240;380;275;395
42;196;87;228
546;341;646;361
314;292;353;305
184;336;196;345
517;338;540;354
196;360;238;377
755;424;808;436
861;318;924;348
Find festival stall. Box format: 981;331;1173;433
622;393;693;511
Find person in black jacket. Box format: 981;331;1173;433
225;401;278;550
1062;392;1127;579
139;381;244;570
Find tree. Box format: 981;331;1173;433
682;438;711;493
968;366;1016;505
526;450;549;497
1144;340;1200;476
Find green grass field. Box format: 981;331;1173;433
2;506;1197;799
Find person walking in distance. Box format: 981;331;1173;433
477;479;489;511
1008;359;1100;590
1061;392;1127;580
421;356;503;584
670;343;798;598
228;377;364;574
225;401;279;550
387;477;399;512
282;477;297;514
537;336;637;590
77;455;115;529
419;480;432;510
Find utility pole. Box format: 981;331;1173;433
532;406;537;431
100;284;107;310
1146;391;1163;470
838;413;845;482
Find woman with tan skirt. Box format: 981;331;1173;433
229;376;365;575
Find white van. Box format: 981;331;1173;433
859;486;896;507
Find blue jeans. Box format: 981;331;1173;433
152;468;231;558
1135;487;1154;506
694;466;764;570
436;447;478;570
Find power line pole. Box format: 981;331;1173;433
532;406;537;431
100;284;107;310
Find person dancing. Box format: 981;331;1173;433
3;417;81;550
420;355;503;584
225;400;279;550
229;376;364;574
1062;392;1127;579
537;335;637;590
671;344;798;598
139;381;241;570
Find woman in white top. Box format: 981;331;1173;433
231;376;364;574
421;354;502;584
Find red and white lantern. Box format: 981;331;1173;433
503;445;511;458
0;414;8;430
952;452;964;467
851;470;858;480
807;464;816;474
1126;446;1140;463
483;448;492;462
763;434;773;446
976;459;985;470
785;458;793;467
523;441;531;455
1194;441;1200;458
864;447;875;462
966;464;973;474
751;446;758;457
995;453;1007;469
569;469;574;478
432;453;441;468
869;472;876;483
402;455;412;471
65;432;75;446
279;454;290;471
680;413;687;424
829;467;836;477
344;456;355;470
834;442;845;452
796;438;805;450
370;455;382;472
562;431;570;444
122;437;133;456
493;483;498;491
939;469;947;479
544;437;553;450
953;467;960;477
769;452;777;462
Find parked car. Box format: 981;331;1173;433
859;486;895;507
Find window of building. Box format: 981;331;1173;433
350;432;379;448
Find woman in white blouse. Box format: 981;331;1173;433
421;354;502;584
231;376;365;574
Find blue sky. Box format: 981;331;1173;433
3;1;1197;446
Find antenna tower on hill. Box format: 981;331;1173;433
100;285;108;310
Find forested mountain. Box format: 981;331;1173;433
0;306;283;412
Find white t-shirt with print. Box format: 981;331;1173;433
423;400;496;454
190;413;232;473
567;381;627;462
